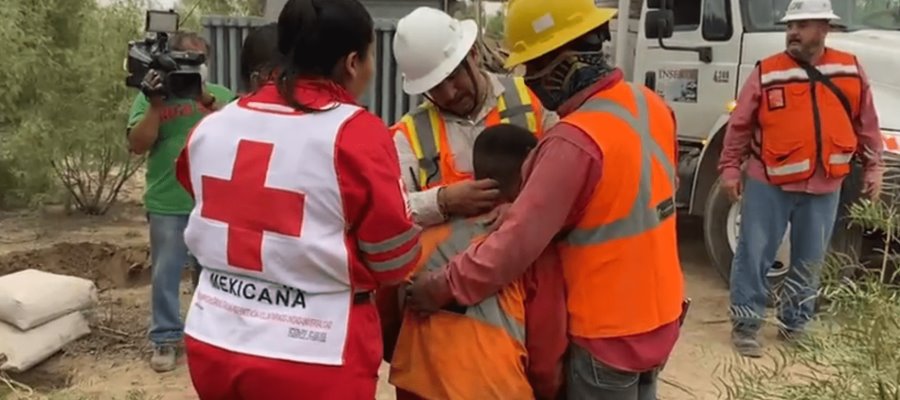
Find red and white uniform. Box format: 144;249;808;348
175;81;420;400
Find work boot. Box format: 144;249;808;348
731;330;763;358
150;344;178;373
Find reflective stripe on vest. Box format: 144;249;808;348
566;84;677;247
496;77;539;133
419;217;525;343
759;63;859;86
404;76;540;189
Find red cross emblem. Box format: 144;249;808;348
201;139;306;272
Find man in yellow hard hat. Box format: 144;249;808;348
404;1;686;399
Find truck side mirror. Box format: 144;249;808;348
645;10;674;39
647;0;674;9
643;9;712;63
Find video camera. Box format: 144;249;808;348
124;10;206;99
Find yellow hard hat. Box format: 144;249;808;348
504;0;618;69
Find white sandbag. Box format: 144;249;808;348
0;269;98;330
0;311;91;372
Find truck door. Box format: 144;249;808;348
634;0;743;141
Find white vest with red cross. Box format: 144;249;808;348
181;99;361;366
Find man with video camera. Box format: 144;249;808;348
125;30;235;373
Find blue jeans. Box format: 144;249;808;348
566;344;659;400
729;178;840;334
148;213;197;345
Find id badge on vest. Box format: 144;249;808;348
766;87;786;111
185;268;352;366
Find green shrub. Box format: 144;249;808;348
0;0;147;213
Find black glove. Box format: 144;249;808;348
140;69;165;99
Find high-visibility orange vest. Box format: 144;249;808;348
391;76;545;190
756;49;862;185
389;214;533;400
558;80;684;339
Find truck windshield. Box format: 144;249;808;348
743;0;900;31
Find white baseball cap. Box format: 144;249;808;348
781;0;841;22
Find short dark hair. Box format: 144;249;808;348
171;31;210;53
276;0;374;113
473;124;537;199
240;23;280;89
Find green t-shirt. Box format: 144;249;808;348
127;84;236;215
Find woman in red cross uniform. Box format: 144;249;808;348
173;0;422;398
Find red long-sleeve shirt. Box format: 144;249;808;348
176;81;421;289
719;56;883;192
421;70;681;373
522;246;568;399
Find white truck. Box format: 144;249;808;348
595;0;900;282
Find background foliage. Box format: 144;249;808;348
0;0;259;213
0;0;147;211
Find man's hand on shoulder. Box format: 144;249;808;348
439;179;501;217
405;268;454;317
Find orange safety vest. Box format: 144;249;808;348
392;76;545;190
558;80;684;339
756;49;862;185
389;214;533;400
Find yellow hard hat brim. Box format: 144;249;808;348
504;8;617;69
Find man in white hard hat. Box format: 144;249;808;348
719;0;883;357
390;7;558;227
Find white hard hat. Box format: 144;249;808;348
781;0;840;22
393;7;478;95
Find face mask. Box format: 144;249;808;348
525;51;613;111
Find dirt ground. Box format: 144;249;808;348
0;186;776;400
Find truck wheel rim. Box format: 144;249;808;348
726;202;741;252
725;202;791;278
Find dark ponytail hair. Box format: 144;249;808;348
276;0;374;113
240;23;280;91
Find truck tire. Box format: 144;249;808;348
703;177;738;283
703;177;791;286
831;162;865;269
703;173;863;287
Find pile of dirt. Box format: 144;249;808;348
0;242;150;291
